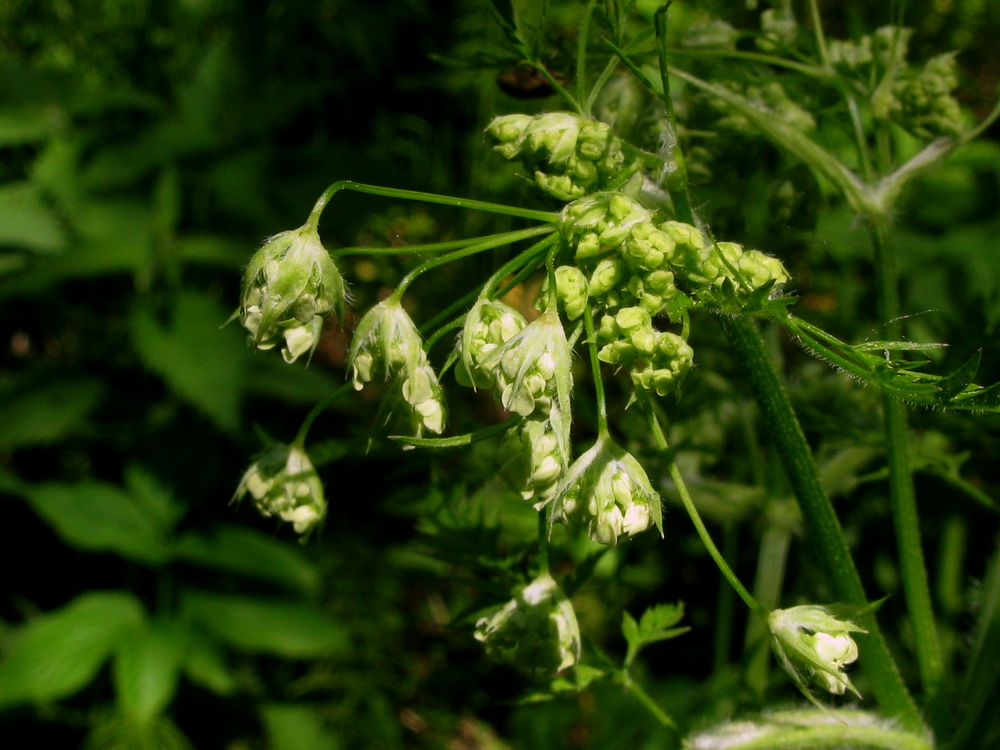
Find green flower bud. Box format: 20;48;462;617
553;265;589;320
892;53;963;138
347;297;447;435
497;417;567;505
768;605;866;697
234;444;326;537
239;223;346;363
550;434;663;546
588;258;624;298
456;299;527;390
474;572;581;676
486;113;640;201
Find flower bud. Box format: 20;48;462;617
550;434;663;546
239;223;346;363
455;299;527;390
347;297;447;435
497;417;567;505
234;444;326;537
474;572;581;676
768;605;866;697
553;265;589;320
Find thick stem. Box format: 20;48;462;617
719;315;923;731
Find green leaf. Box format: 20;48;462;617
20;479;173;564
179;630;236;696
84;711;194;750
180;590;349;659
113;617;185;723
173;525;319;596
131;291;247;431
936;349;982;401
261;704;342;750
0;181;66;253
0;376;103;449
0;591;144;707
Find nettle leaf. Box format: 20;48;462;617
113;616;186;724
173;525;320;596
131;291;248;431
180;590;349;659
21;478;174;565
0;591;144;707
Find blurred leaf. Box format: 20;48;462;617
0;376;103;449
83;711;194;750
173;525;320;596
261;703;342;750
0;181;66;253
20;479;173;564
624;602;687;667
180;590;349;659
179;629;237;697
113;617;185;724
0;591;144;707
124;465;187;532
131;291;247;431
0;105;63;146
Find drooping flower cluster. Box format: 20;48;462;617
550;433;663;546
486;112;643;200
239;223;346;363
768;605;866;698
233;443;326;537
347;298;447;437
474;571;581;676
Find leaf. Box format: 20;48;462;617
83;711;194;750
0;376;103;449
130;291;248;431
935;349;982;401
0;181;66;253
113;617;186;723
261;704;342;750
179;630;236;696
0;591;144;707
173;525;320;596
180;590;349;659
624;602;687;666
20;479;173;564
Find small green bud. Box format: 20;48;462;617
550;434;663;546
234;444;326;537
588;258;624;297
474;572;582;676
768;605;866;698
239;223;346;363
553;265;589;320
892;53;963;138
456;299;527;390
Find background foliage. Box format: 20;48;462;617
1;0;998;748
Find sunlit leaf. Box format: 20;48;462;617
113;617;185;723
0;591;144;707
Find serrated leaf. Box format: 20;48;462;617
131;291;247;431
113;617;185;723
180;590;349;659
20;480;172;564
0;591;144;708
173;525;319;596
639;602;685;636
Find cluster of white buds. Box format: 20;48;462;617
486;112;642;201
239;223;346;363
497;418;567;506
347;298;446;437
474;571;581;676
233;444;326;537
768;604;866;697
455;299;527;390
550;434;663;546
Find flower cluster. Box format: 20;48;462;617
891;53;963;138
768;605;865;697
239;223;346;363
550;434;663;546
486;112;642;200
347;298;446;437
474;571;581;676
233;443;326;537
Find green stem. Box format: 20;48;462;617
293;382;355;447
583;304;609;436
537;506;550;576
616;671;676;729
867;218;943;704
699;723;933;750
576;0;598;116
333;226;553;257
718;314;922;732
645;399;766;619
308;180;559;225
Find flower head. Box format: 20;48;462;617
234;443;326;538
474;571;581;676
550;434;663;546
240;223;346;363
455;298;527;390
768;604;866;698
497;417;567;506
